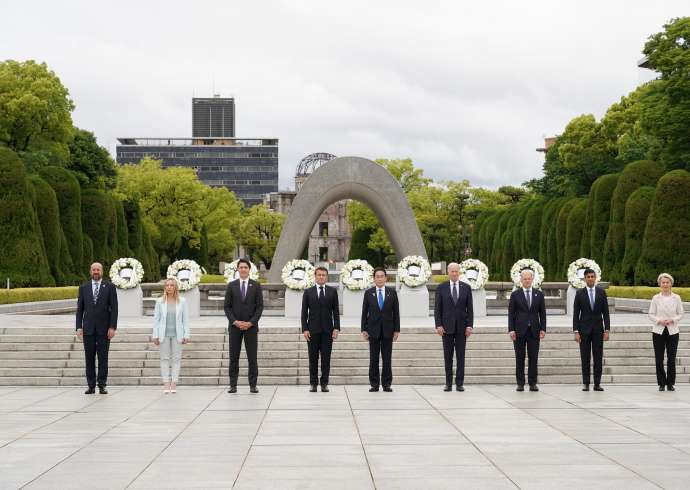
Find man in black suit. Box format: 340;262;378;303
224;258;264;393
508;269;546;392
301;266;340;392
573;268;611;391
76;262;118;394
361;267;400;392
435;262;473;392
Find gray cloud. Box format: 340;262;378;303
0;0;678;190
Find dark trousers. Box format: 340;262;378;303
653;328;679;387
442;332;467;386
514;331;540;386
307;331;333;386
83;334;110;388
579;328;604;385
229;326;258;387
369;336;393;388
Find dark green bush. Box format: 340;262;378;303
620;186;655;285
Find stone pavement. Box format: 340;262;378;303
1;384;689;489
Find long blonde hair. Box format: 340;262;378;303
161;278;180;304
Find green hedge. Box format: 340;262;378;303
563;199;588;273
636;169;690;286
523;199;543;260
607;286;690;302
0;287;78;305
82;189;113;266
604;161;664;283
554;198;579;280
539;198;565;272
200;274;226;284
620;186;655;285
589;173;620;267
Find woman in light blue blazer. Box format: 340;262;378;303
152;278;191;393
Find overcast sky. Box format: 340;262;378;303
2;1;679;190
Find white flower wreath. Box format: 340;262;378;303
223;259;259;283
340;259;374;291
510;258;545;289
567;258;602;289
109;257;144;289
459;259;489;290
167;259;202;291
281;259;316;290
397;255;432;287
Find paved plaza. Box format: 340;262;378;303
1;384;689;489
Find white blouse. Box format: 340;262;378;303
648;293;684;335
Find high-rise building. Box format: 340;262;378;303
192;96;235;138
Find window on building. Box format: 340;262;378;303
319;247;328;262
319;222;328;237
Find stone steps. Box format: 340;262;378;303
0;325;687;385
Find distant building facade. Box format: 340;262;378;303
192;96;235;138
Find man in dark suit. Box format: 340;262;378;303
361;267;400;392
301;266;340;392
435;262;474;392
508;269;546;392
76;262;118;394
573;268;611;391
224;258;264;393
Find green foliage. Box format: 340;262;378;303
81;188;113;266
620;186;655;285
563;199;588;272
588;173;619;266
0;146;54;287
603;160;664;282
67;128;117;189
348;227;379;265
200;274;226;284
0;60;74;162
554;199;579;280
538;198;565;270
82;235;94;272
607;286;690;302
636;170;690;286
0;286;78;305
239;205;285;269
522;200;542;259
113;198;131;258
38;166;85;274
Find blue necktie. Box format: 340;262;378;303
378;289;384;310
241;281;246;300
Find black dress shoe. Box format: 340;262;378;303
383;386;393;392
593;385;604;392
659;385;665;392
321;385;329;392
667;385;675;391
309;384;318;392
85;387;95;394
369;386;379;392
529;385;539;392
98;386;108;394
228;386;237;393
582;385;590;391
456;385;465;392
250;386;259;394
516;385;525;392
444;385;452;392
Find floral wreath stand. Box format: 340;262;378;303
180;287;201;319
565;259;602;317
342;286;366;318
398;282;430;319
110;260;144;317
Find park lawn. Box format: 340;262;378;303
0;287;79;305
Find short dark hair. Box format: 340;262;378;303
373;267;387;277
237;258;251;268
315;266;328;275
583;268;596;277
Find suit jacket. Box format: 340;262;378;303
75;281;118;335
572;286;610;334
224;279;264;330
508;288;546;337
152;297;191;341
301;285;340;333
361;286;400;339
434;281;474;334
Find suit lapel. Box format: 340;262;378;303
86;283;94;305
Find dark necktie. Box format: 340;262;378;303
241;281;246;300
525;289;531;309
319;286;324;300
589;288;595;310
378;289;384;310
452;282;458;304
93;283;99;304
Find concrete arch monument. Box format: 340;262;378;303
267;156;427;281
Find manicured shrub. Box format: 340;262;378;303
620;186;655;285
554;198;580;280
81;189;113;266
588;173;619;266
523;199;544;260
564;199;588;274
0;286;78;305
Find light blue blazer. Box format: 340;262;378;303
152;297;190;342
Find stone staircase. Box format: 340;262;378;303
1;325;688;386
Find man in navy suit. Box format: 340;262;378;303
224;258;264;393
301;266;340;392
435;262;473;392
76;262;118;394
361;267;400;392
572;268;611;391
508;269;546;392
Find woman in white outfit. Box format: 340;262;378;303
648;273;684;392
152;278;190;393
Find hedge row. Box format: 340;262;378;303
0;287;79;305
607;286;690;302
